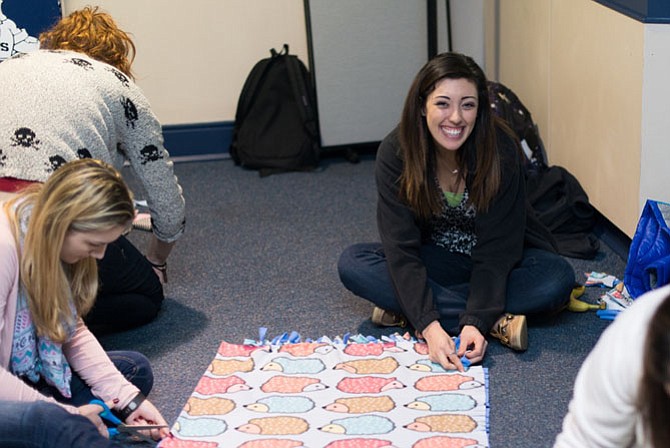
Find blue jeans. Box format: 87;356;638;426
33;351;154;407
0;401;124;447
338;243;575;334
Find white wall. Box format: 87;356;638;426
640;24;670;210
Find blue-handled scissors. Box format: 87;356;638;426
90;399;167;441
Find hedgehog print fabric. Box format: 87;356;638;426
158;334;489;447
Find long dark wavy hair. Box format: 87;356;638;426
637;292;670;447
398;52;512;219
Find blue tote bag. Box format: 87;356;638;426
624;199;670;298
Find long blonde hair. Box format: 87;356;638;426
39;6;136;79
4;159;134;342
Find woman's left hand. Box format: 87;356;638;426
458;325;488;364
124;399;170;440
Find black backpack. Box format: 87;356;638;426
488;81;548;172
230;44;321;176
488;81;599;258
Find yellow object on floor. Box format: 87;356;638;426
568;285;605;312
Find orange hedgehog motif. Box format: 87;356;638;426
405;414;477;433
324;395;396;413
208;358;254;376
236;416;309;435
414;374;483;392
261;375;327;393
239;440;304;448
334;357;399;374
184;396;235;416
278;342;334;357
412;436;482;448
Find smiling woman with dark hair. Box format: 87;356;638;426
338;52;574;370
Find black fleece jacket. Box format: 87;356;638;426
375;127;556;335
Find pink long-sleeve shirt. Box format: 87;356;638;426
0;207;139;413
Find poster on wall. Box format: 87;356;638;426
0;0;62;61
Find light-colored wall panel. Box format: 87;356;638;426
63;0;308;125
549;0;643;235
496;0;646;236
498;0;551;156
640;24;670;210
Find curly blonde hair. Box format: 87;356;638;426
39;6;136;79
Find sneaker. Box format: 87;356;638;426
490;313;528;351
371;307;407;327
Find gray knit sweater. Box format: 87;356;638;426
0;50;185;242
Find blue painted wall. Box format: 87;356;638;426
2;0;62;36
595;0;670;23
162;122;234;159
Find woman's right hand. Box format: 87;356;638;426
420;320;465;372
78;403;110;438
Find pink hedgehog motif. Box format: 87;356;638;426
194;375;251;395
217;340;269;357
413;342;429;356
239;440;304;448
415;374;483;392
158;436;218;448
343;342;405;357
336;376;405;394
278;342;334;357
412;436;481;448
324;439;394;448
261;375;327;393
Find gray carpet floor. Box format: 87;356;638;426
100;155;628;447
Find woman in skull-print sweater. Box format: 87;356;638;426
0;7;185;333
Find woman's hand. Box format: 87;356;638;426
124;399;170;440
420;320;465;372
458;325;488;364
78;402;110;438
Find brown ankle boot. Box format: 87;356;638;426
490;313;528;351
371;307;407;327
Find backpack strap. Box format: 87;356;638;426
284;54;319;142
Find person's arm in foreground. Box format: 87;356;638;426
554;287;667;447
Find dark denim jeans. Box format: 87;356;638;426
35;350;154;407
0;401;124;447
338;242;575;334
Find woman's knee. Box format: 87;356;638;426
109;351;154;396
337;243;381;284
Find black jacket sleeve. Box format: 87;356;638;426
460;129;526;332
375;130;441;334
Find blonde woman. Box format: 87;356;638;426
0;6;185;333
0;159;169;444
